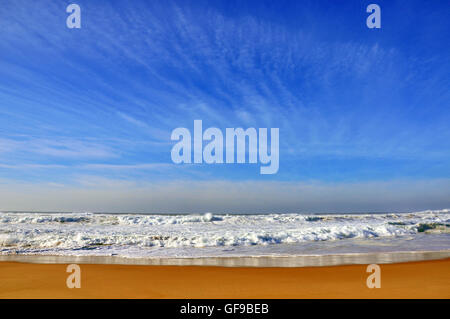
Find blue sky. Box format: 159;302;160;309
0;0;449;212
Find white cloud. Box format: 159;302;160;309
0;137;117;159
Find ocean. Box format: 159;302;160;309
1;209;449;266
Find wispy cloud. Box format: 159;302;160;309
0;137;117;159
0;0;448;211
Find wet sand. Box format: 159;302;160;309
0;259;449;298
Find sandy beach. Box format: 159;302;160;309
0;258;448;299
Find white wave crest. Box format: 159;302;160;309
0;210;448;257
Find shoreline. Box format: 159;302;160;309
1;249;449;267
0;258;449;298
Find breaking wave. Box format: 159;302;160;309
0;209;449;257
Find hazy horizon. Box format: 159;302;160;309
1;179;450;214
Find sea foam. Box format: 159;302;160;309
0;210;449;258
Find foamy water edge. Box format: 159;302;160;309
1;209;449;265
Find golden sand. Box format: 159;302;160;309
0;259;448;299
